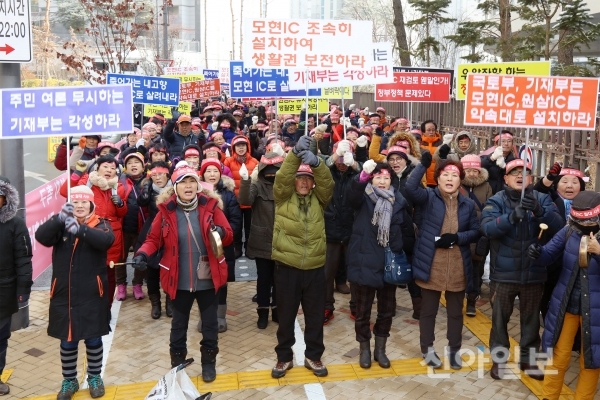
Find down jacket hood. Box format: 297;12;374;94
0;177;19;223
156;185;224;210
216;113;238;131
387;131;421;164
451;131;477;159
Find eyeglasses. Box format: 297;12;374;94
388;156;404;163
507;168;529;176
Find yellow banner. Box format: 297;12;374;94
144;102;193;119
47;136;63;162
277;99;329;114
320;86;353;99
457;61;551;100
163;74;205;83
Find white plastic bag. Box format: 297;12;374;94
145;366;202;400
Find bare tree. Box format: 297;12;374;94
239;0;244;61
138;28;181;75
392;0;412;66
204;0;208;67
230;0;235;59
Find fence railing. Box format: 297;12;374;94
343;92;600;190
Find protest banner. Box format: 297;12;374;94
375;72;452;102
203;69;219;80
0;85;134;138
229;60;322;98
243;18;374;69
143;102;192;119
320;86;352;99
165;74;205;83
457;61;551;100
180;79;221;101
47;136;62;162
26;175;67;280
393;66;454;94
106;73;180;106
220;66;230;84
163;65;202;75
464;74;599;130
277;99;329;114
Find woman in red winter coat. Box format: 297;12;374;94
60;155;128;307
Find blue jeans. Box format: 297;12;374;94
60;336;102;350
0;317;11;375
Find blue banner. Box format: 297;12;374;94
106;73;180;106
203;69;220;80
0;85;134;139
229;61;321;98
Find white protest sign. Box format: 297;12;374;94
288;42;395;89
163;65;202;75
243;18;374;69
0;0;33;63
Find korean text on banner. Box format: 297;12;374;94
229;60;322;98
243;18;374;69
203;70;219;80
26;175;67;280
277;99;329;114
164;65;203;75
321;87;352;99
464;74;599;130
180;79;221;101
394;66;454;93
220;67;230;84
166;74;205;83
47;136;62;162
0;84;134;139
106;73;180;106
457;61;551;100
144;102;192;119
375;72;451;103
288;42;394;90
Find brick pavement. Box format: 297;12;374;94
3;280;596;399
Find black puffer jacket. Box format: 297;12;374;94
35;213;115;341
324;163;359;244
481;150;517;194
0;178;33;320
120;174;145;234
215;176;242;282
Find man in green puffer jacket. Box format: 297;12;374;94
270;135;334;380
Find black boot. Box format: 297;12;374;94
165;294;173;318
449;352;462;370
170;350;187;368
149;293;161;319
411;296;422;320
234;242;243;259
373;336;390;368
466;294;478;317
200;346;219;383
271;306;278;323
257;308;269;329
359;341;371;369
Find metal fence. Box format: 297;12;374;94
343;92;600;191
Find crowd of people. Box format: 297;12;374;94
1;98;599;400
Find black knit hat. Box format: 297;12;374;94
570;191;600;222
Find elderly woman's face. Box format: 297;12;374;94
556;175;581;200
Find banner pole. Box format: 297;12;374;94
341;87;346;140
66;135;71;199
521;127;530;200
304;69;309;136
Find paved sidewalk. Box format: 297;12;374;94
3;280;594;399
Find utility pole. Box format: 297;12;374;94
163;0;169;60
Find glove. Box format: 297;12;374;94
527;244;542;259
522;192;543;217
344;118;352;128
358;118;365;128
435;233;458;249
239;163;249;180
252;116;259;125
171;107;181;121
362;159;377;174
438;144;451;160
17;293;30;303
293;135;312;155
475;236;490;257
509;204;526;224
78;137;86;149
135;138;145;148
373;127;383;137
336;140;350;156
65;216;79;235
420;150;432;169
132;254;148;271
490;146;503;161
58;202;74;222
299;150;320;167
547;162;562;181
343;152;354;167
356;135;369;148
111;195;124;207
271;143;285;157
301;102;306;110
443;133;453;145
496;156;506;168
75;160;87;173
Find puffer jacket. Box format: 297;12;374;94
537;225;600;369
434;131;477;162
223;136;259;209
480;187;563;284
323;160;359;244
405;163;481;293
215;176;242;281
460;168;493;261
481;149;518;194
35;213;114;341
238;153;283;260
137;188;234;298
163;119;199;160
347;177;415;289
368;131;421;163
119;174;147;234
60;172;128;264
420;133;443;186
272;152;334;269
0;178;33;320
